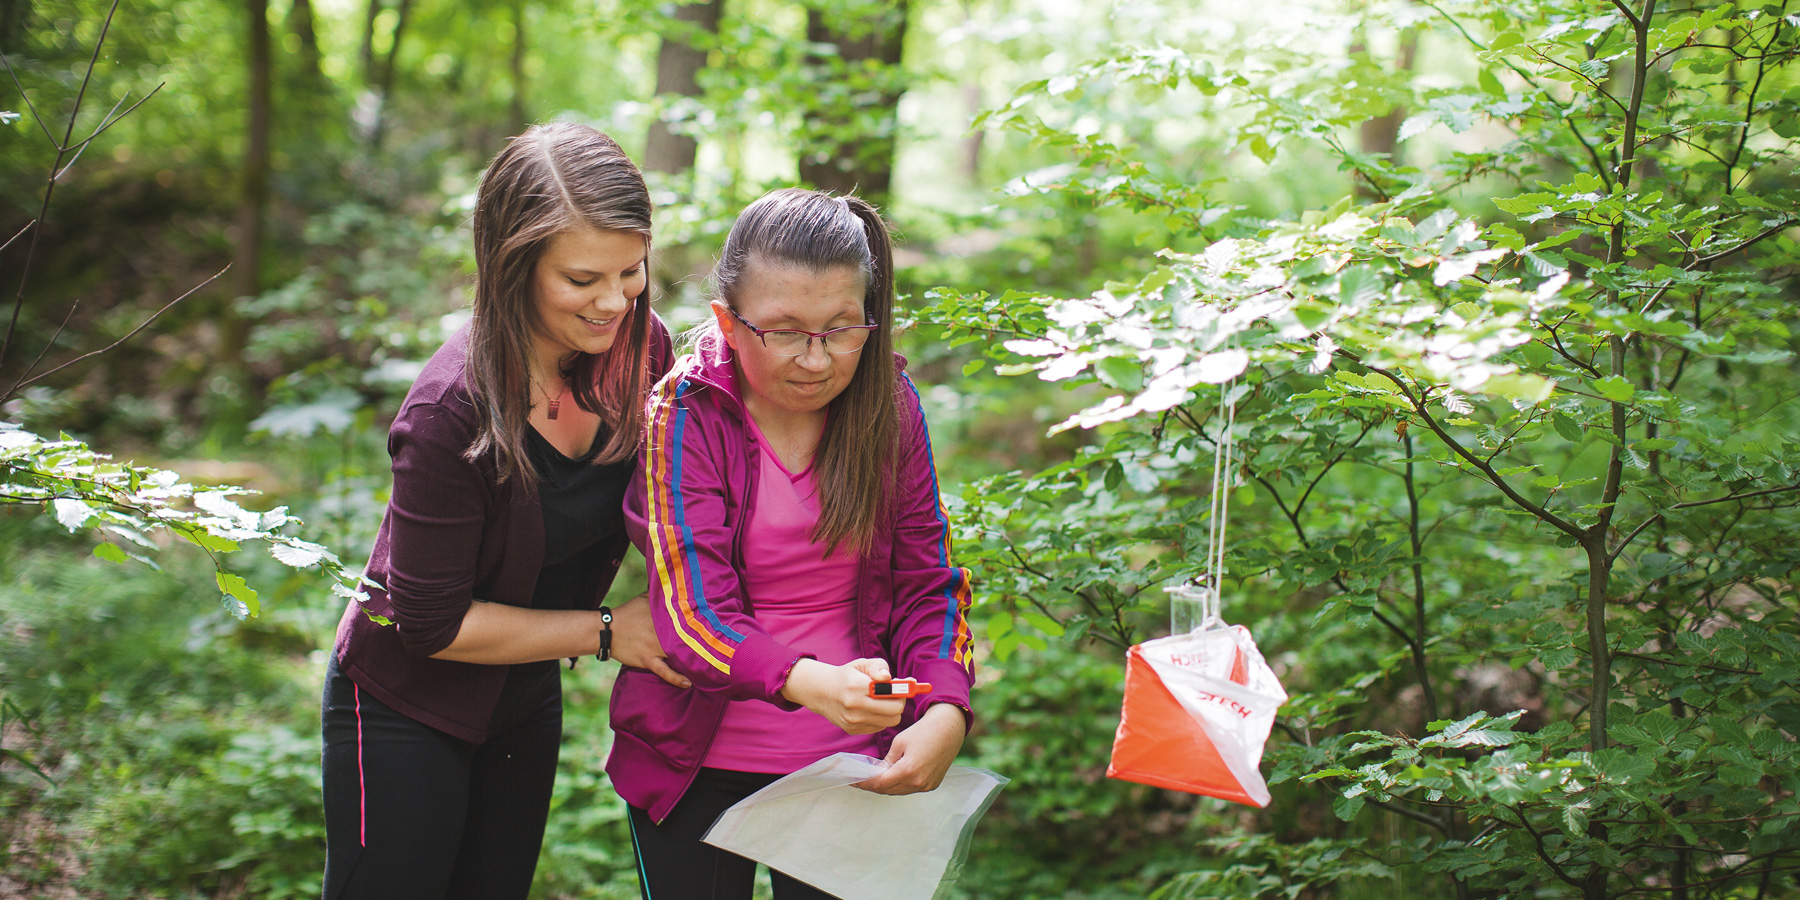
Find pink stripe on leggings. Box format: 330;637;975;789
354;683;366;847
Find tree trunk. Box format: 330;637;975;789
798;0;908;204
508;0;529;134
0;0;29;54
1582;539;1613;900
1354;28;1417;200
228;0;272;374
644;0;723;174
360;0;380;85
961;82;983;183
285;0;322;84
367;0;413;147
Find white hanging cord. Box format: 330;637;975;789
1202;379;1236;628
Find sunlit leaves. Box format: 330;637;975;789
0;423;374;621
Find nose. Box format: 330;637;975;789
590;280;631;318
793;339;832;371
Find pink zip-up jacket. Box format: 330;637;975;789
609;332;976;823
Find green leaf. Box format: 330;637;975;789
1593;748;1655;783
1634;438;1676;451
92;542;128;564
1096;357;1144;392
1592;375;1635;403
1338;266;1384;307
1020;611;1066;637
1553;413;1584;443
1483;374;1555;403
1521;341;1553;368
1442;729;1518;748
1294;301;1332;332
1333;794;1366;822
188;530;241;554
216;571;261;618
1562;803;1589;835
1478;67;1506;96
961;358;986;376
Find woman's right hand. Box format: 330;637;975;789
780;658;905;735
610;594;691;689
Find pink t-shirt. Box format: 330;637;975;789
701;418;880;773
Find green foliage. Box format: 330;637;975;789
8;0;1800;897
921;0;1800;896
0;516;324;897
0;422;386;622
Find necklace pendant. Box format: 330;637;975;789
547;397;560;420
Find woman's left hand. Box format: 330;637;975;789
855;702;968;795
610;593;690;688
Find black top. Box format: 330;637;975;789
488;423;635;735
526;422;633;606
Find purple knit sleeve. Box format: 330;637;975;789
381;403;488;656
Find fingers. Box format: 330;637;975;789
847;657;893;682
837;703;903;734
832;659;901;732
843;693;905;732
645;655;691;689
855;760;938;795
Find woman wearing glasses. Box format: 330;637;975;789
609;188;975;898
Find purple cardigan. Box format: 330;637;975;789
609;332;977;823
332;318;672;743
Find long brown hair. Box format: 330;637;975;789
713;188;898;555
464;123;655;487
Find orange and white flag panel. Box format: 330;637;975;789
1107;625;1288;807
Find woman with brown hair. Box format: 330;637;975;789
319;123;684;900
611;188;976;898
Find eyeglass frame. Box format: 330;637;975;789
722;305;880;357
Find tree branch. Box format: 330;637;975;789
1694;218;1796;268
4;266;228;400
0;221;33;255
1368;797;1452;836
1613;651;1758;676
1361;363;1584;539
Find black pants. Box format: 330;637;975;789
320;657;562;900
629;768;841;900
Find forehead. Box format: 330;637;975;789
733;260;865;323
540;226;646;267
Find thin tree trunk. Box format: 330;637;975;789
0;0;29;54
645;0;723;174
799;0;908;204
1354;28;1417;200
508;0;528;134
228;0;272;373
367;0;413;147
961;82;983;182
285;0;322;84
360;0;380;85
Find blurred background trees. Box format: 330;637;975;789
2;0;1797;897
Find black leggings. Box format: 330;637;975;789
628;768;841;900
320;657;561;900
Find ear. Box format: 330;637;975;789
710;300;739;351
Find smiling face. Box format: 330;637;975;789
715;259;868;418
529;225;648;371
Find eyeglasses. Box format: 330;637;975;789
724;306;879;357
